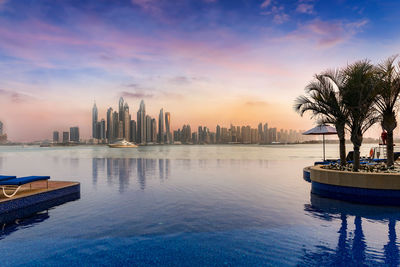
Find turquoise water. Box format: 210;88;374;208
0;144;398;266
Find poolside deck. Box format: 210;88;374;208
0;181;80;213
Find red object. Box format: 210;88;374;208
381;131;387;145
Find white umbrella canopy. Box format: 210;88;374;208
303;125;337;135
303;125;337;161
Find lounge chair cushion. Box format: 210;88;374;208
0;176;50;186
0;175;16;181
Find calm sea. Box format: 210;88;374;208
0;144;398;266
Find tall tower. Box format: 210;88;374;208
137;100;146;144
107;107;114;142
92;102;98;139
124;102;130;139
118;97;124;122
165;112;171;144
158;108;164;144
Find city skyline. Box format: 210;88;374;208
1;0;400;141
90;97;312;145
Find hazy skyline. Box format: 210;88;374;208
1;0;400;141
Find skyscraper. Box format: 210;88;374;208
263;123;269;143
137;100;146;144
62;131;69;143
70;127;80;142
216;125;221;143
130;120;136;143
100;120;106;140
112;111;119;139
158;108;164;144
165;112;171;144
146;115;152;143
151;118;157;142
92;102;98;139
124;103;130;139
53;131;59;143
107;107;114;142
118;97;124;122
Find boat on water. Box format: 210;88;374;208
108;139;138;148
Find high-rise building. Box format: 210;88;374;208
263;123;269;143
53;131;59;143
70;127;80;142
0;121;3;135
124;103;130;139
92;102;98;139
62;131;69;143
100;120;106;140
118;121;123;139
165;112;171;144
151;118;157;142
129;120;137;143
107;107;114;142
158;108;164;144
112;111;119;139
216;125;221;143
137;100;146;144
118;97;124;122
258;123;263;143
146;115;152;142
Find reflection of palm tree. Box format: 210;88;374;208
334;213;351;265
301;195;400;266
352;216;366;263
384;219;399;266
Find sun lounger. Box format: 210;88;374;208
0;176;50;198
0;176;16;181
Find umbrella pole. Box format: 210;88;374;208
323;134;326;161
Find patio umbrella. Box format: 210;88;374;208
303;125;337;161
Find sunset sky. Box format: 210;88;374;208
1;0;400;141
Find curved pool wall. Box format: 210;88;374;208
309;166;400;205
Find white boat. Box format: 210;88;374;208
108;139;138;148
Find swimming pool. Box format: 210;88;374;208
0;144;398;266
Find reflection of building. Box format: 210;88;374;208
92;158;172;191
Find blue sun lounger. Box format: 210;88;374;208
0;175;16;181
0;176;50;198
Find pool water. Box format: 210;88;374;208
0;144;399;266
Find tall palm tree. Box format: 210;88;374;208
374;56;400;167
295;71;348;166
341;60;380;171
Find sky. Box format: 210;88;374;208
1;0;400;141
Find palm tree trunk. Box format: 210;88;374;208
353;145;360;172
340;138;346;166
336;125;346;166
387;130;394;167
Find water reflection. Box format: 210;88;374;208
92;158;171;191
301;194;400;266
0;192;80;240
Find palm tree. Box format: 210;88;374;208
374;56;400;167
341;60;380;171
295;71;348;166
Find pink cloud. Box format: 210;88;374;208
296;3;313;14
283;19;368;48
260;0;272;8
